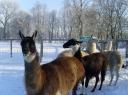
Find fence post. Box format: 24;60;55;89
40;38;43;62
10;39;13;57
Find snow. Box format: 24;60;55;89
0;41;128;95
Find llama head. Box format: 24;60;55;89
63;39;82;52
63;39;82;48
19;30;37;63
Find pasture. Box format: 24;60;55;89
0;41;128;95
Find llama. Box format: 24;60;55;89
83;53;107;92
63;39;108;92
19;31;85;95
102;40;123;85
103;51;123;85
62;39;85;61
58;39;88;58
85;39;100;54
87;39;123;85
105;40;113;51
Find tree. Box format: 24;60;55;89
31;1;47;34
61;0;75;39
48;10;58;42
31;1;47;60
0;0;18;39
62;0;93;39
10;11;32;38
68;0;86;37
96;0;128;40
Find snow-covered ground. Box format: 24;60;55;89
0;41;128;95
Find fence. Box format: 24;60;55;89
0;39;67;64
0;39;127;64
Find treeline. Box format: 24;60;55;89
0;0;128;41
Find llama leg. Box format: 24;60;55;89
109;67;114;86
72;83;79;95
76;80;84;95
81;79;84;95
99;69;106;90
81;78;86;95
85;76;90;88
114;67;120;85
91;76;99;92
72;86;77;95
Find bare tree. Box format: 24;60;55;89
31;1;47;35
31;1;47;60
10;11;32;39
17;11;32;35
61;0;76;39
48;10;58;42
60;2;68;39
62;0;93;39
69;0;86;37
0;0;18;39
61;0;75;38
96;0;128;40
83;6;98;37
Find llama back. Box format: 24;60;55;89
104;51;122;66
41;57;85;94
83;53;107;72
58;50;74;57
110;51;123;67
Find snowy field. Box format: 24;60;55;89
0;41;128;95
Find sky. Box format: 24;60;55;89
18;0;63;11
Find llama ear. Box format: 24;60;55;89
19;30;24;39
32;30;37;40
76;40;82;44
90;35;93;39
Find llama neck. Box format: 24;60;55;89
24;53;43;90
106;41;113;51
86;42;98;53
24;52;37;63
74;47;82;61
72;44;80;55
91;43;96;52
25;52;41;75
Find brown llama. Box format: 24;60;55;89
82;53;107;92
19;31;85;95
85;39;123;86
63;39;108;92
91;39;123;85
